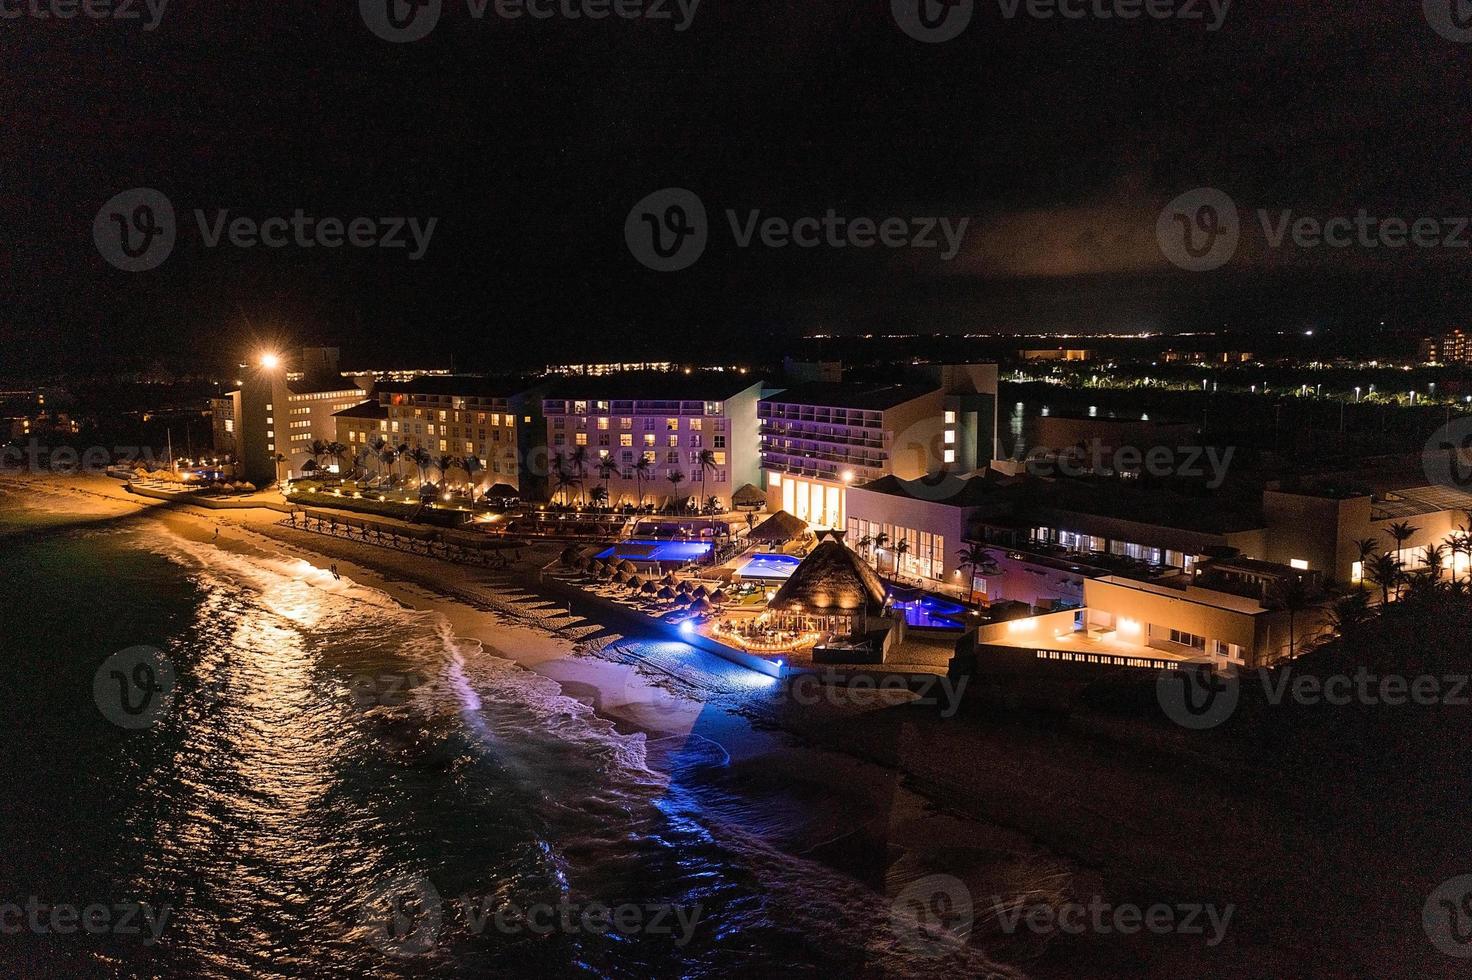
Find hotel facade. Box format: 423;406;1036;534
228;348;371;486
760;363;998;531
335;376;549;498
542;373;763;510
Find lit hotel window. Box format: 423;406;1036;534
944;411;956;424
943;430;955;444
1290;559;1309;570
943;450;955;463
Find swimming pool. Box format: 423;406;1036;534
735;553;801;580
597;539;713;563
888;593;969;630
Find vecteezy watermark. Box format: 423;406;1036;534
0;898;172;945
0;0;169;30
94;646;177;729
359;0;700;43
1424;875;1472;957
990;895;1233;946
0;442;171;475
785;670;969;718
624;188;971;271
1424;416;1472;490
1015;440;1235;489
348;670;430;710
891;0;1228;43
889;874;973;957
1159;187;1472;272
1158;665;1472;730
93;188;437;272
1424;0;1472;43
359;873;703;957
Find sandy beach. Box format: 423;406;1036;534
5;473;1460;978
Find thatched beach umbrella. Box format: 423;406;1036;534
657;585;677;600
691;585;709;599
673;594;692;607
676;580;693;594
690;597;714;615
709;589;729;605
628;575;645;590
618;559;638;575
662;572;679;585
641;580;659;595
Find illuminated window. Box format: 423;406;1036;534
620;434;633;447
1290;559;1309;570
644;434;655;447
943;450;956;463
944;430;955;444
944;410;956;424
575;433;588;446
597;417;610;430
666;418;679;431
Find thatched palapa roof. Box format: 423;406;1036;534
770;530;887;613
731;484;766;509
748;510;808;543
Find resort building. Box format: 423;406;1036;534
760;363;999;529
340;376;550;498
229;347;372;486
541;372;763;511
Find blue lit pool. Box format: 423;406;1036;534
597;539;713;563
735;553;801;579
888;593;969;630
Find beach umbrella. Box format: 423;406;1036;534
662;572;679;585
628;575;645;589
598;565;614;579
676;580;693;594
618;559;638;575
673;594;693;607
691;585;709;599
613;570;629;584
709;589;729;605
641;581;659;595
657;586;677;600
691;598;714;615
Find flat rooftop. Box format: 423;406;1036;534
761;382;936;411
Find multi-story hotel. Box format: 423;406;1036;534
1419;328;1472;364
228;347;372;486
541;373;763;510
335;376;549;498
760;363;998;529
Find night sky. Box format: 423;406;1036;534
4;0;1472;375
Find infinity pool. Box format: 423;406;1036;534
888;593;969;630
735;553;801;579
597;539;713;563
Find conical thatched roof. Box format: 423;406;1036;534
770;530;887;613
690;597;714;615
628;575;645;589
749;510;808;543
618;559;638;574
709;589;729;604
641;580;659;594
657;585;677;599
731;483;766;508
673;593;692;607
485;483;520;498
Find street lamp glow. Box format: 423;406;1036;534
260;353;281;370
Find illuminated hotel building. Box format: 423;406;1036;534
228;347;371;485
760;364;998;529
542;373;762;510
339;376;549;498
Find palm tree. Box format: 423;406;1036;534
553;469;580;507
1422;543;1447;581
462;454;483;496
1271;575;1312;659
893;539;910;578
379;446;398;485
327;441;349;476
872;531;890;571
353;445;375;480
1366;552;1403;606
436;454;460;489
589;486;609;509
956;543;1000;604
597;456;619;506
705;495;720;515
1386;520;1420;563
665;469;686;511
410;447;433;487
395;443;411;483
857;534;874;561
1326;591;1371;639
308;439;330;470
570;445;590;508
695;449;717;510
268;451;286;486
633;456;653;510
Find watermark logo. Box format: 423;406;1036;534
93;646;176;730
0;0;170;30
625;188;971;271
361;0;442;42
0;898;172;944
990;895;1233;945
348;670;430;711
1424;416;1472;490
1157;187;1239;272
1156;664;1239;730
785;670;969;717
93;188;176;273
890;874;973;956
1425;0;1472;43
625;188;707;272
892;0;974;43
94;189;438;271
1425;875;1472;957
360;874;444;958
885;411;970;503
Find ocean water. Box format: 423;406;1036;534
0;494;1001;979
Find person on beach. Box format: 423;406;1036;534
330;564;341;580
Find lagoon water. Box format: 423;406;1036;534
0;494;985;978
